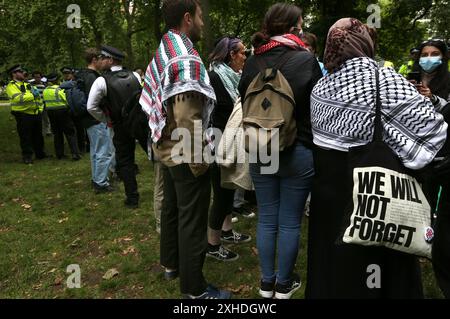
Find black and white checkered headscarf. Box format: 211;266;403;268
311;57;448;170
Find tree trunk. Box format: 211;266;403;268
202;0;214;55
153;0;163;43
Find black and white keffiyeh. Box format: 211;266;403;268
311;57;448;169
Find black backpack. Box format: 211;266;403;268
60;79;88;118
103;70;142;125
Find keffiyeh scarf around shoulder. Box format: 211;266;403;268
140;29;216;143
311;57;447;169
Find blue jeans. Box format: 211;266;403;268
250;142;314;285
87;123;114;187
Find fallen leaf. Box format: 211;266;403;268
32;283;42;290
251;247;258;256
114;237;133;244
48;268;57;274
103;268;119;280
21;204;32;210
58;217;69;224
54;277;63;286
228;284;252;294
122;246;136;255
12;198;21;203
69;238;81;247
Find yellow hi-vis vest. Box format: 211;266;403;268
43;85;68;111
5;81;42;115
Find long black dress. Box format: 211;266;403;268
305;147;424;299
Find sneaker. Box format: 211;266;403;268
274;273;302;299
164;269;178;281
221;230;251;244
259;280;275;299
72;154;82;161
207;245;239;262
231;214;239;223
23;158;33;165
93;183;115;194
185;284;232;299
233;206;256;219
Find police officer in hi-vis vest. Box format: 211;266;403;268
42;74;81;161
5;65;47;164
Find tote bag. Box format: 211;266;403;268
342;69;434;258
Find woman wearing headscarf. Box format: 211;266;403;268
206;36;252;262
239;2;322;299
414;39;450;298
307;18;448;298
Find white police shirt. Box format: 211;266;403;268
87;65;141;123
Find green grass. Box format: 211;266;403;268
0;103;444;299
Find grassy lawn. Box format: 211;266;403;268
0;102;444;299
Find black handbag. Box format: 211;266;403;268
342;69;434;258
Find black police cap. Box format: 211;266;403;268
60;66;74;74
46;73;58;82
100;45;126;61
7;64;24;75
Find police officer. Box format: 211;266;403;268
5;65;47;164
398;48;420;78
43;74;81;160
60;67;75;82
87;45;147;209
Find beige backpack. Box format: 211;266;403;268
242;51;297;154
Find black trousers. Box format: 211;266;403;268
112;122;148;203
433;183;450;299
209;163;235;230
13;112;45;160
47;109;79;158
72;115;87;153
160;164;211;296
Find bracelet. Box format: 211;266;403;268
431;95;438;104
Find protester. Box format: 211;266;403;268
140;0;231;299
307;18;448;298
301;32;327;76
239;2;321;299
206;36;251;262
414;38;450;298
